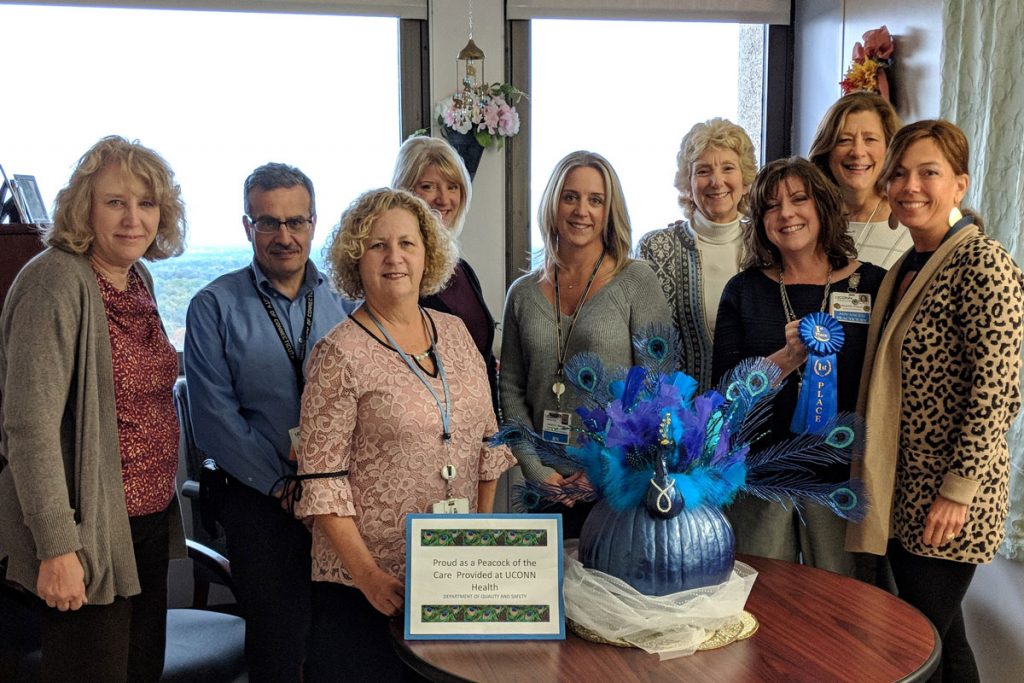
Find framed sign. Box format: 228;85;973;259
11;174;51;224
404;513;564;640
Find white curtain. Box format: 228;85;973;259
940;0;1024;561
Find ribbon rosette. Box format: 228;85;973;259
790;312;845;434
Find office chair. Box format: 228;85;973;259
173;376;232;608
0;540;246;682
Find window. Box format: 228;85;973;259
1;3;403;348
527;19;765;258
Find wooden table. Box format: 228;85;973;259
391;555;939;682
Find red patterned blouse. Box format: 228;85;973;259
95;267;179;517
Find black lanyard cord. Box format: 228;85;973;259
248;268;314;391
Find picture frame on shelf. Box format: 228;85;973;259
0;164;21;223
11;174;51;225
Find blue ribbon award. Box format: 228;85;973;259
790;312;845;434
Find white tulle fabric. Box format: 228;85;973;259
562;541;756;660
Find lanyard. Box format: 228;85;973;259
248;269;314;391
366;306;452;442
551;251;605;407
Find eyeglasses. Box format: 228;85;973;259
246;215;314;234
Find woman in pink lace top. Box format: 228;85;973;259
295;188;514;682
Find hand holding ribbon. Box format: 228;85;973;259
790;312;845;434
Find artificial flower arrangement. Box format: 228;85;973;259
841;25;895;101
436;78;526;150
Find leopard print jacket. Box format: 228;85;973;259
852;228;1023;563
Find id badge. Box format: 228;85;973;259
541;410;572;444
830;291;872;324
432;497;470;514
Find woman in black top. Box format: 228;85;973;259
712;157;885;576
392;136;499;417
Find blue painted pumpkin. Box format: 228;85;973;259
578;499;736;596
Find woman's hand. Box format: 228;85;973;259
922;495;968;547
767;319;809;380
566;471;593;493
353;566;405;616
544;471;592;507
315;514;404;616
37;551;87;611
781;319;809;367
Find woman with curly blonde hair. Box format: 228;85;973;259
296;187;513;682
0;135;186;681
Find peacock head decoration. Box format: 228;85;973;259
493;326;866;523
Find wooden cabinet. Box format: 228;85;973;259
1;224;46;312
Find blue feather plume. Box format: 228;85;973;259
494;338;869;521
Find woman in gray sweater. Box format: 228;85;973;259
499;150;671;538
0;136;187;681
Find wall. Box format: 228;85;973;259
792;0;943;155
428;0;508;321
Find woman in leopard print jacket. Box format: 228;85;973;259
847;120;1023;683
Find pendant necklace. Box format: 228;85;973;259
551;252;605;407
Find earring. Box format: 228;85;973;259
948;206;963;227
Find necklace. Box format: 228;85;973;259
779;264;833;323
860;197;884;225
779;264;833;389
364;304;435;361
551;252;605;404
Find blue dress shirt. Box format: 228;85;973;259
184;260;354;495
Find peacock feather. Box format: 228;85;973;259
489;325;869;521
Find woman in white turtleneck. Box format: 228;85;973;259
637;117;757;389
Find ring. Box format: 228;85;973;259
945;533;956;542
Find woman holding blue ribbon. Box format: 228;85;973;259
847;120;1023;682
294;188;514;682
712;157;885;576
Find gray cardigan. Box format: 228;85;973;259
499;260;672;481
0;247;185;604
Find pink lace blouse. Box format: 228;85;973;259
295;311;514;585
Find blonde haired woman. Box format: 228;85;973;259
296;188;513;682
0;136;186;681
392;136;498;414
638;117;757;388
499;150;671;537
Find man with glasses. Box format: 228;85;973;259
184;163;352;682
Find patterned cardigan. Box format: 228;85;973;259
846;225;1024;563
637;220;715;389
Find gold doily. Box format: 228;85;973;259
697;610;758;650
568;610;759;652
